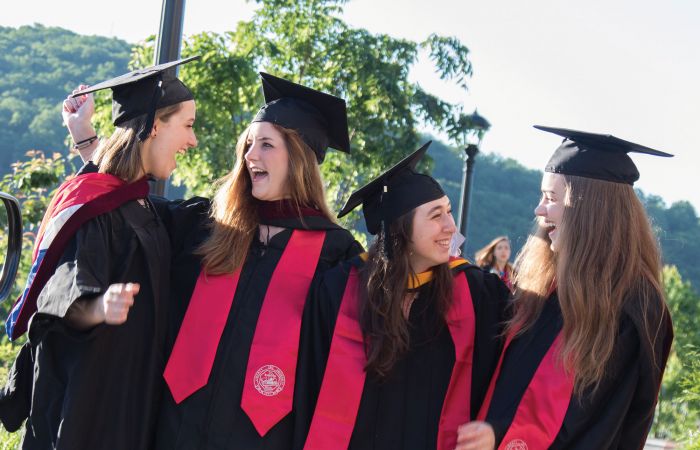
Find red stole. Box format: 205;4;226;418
304;263;475;450
477;328;574;449
240;230;326;436
7;173;148;340
164;229;326;437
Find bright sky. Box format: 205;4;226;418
4;0;699;210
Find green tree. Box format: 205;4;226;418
117;0;480;217
652;266;700;444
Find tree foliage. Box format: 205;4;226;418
118;0;480;214
650;266;700;444
0;24;131;169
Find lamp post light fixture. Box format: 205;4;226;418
457;109;490;255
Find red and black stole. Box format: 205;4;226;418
304;256;477;450
476;292;575;450
164;200;328;436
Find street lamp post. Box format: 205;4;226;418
152;0;187;197
457;143;479;252
457;109;490;255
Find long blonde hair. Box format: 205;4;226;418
93;103;183;182
509;174;666;394
198;124;334;274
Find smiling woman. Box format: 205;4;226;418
1;57;200;450
457;126;675;450
300;142;510;450
245;121;291;201
154;73;363;450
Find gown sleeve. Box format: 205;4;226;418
292;262;353;450
35;214;113;319
464;267;511;418
149;196;211;257
0;342;33;432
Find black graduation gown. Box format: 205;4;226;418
152;198;363;450
21;198;171;450
483;292;673;449
298;258;510;450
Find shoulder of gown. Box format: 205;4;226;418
149;196;211;255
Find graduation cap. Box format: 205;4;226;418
252;72;350;163
71;56;199;141
338;141;445;235
535;125;673;185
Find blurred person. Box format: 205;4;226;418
475;236;513;290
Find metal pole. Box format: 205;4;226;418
152;0;187;197
458;144;479;255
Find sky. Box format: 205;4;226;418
3;0;699;210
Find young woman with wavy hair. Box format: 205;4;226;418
301;143;509;450
152;73;362;450
475;236;514;290
456;126;674;450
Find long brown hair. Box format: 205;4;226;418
359;210;453;378
93;103;183;182
475;235;514;276
508;174;666;394
198;123;334;274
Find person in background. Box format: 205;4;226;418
475;236;514;291
456;126;674;450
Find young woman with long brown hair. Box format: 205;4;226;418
475;236;514;290
456;127;674;450
300;143;510;450
3;57;199;450
150;73;363;450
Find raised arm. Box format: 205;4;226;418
62;84;98;163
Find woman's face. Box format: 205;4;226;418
244;122;290;201
535;172;566;252
494;239;511;264
142;100;197;179
408;196;456;273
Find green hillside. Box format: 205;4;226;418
0;24;131;167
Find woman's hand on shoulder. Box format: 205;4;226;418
455;421;495;450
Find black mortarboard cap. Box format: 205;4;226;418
71;56;199;141
535;125;673;185
252;72;350;163
338;141;445;234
